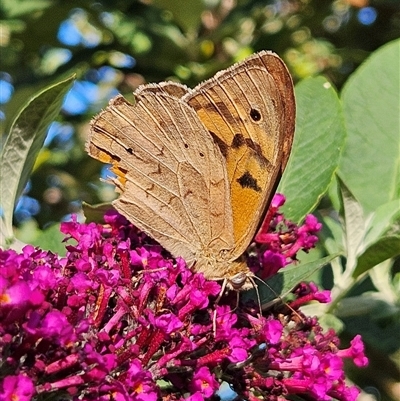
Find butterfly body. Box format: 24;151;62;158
87;51;295;291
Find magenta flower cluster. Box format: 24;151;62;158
252;194;322;279
0;195;367;401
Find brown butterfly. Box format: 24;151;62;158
86;50;295;291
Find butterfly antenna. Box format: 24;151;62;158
215;277;228;305
248;275;262;317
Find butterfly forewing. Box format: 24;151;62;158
183;51;295;257
135;81;190;100
257;52;296;171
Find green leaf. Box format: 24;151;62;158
336;293;398;320
82;201;114;223
342;305;400;355
353;236;400;278
338;177;365;270
0;75;75;245
152;0;205;33
317;213;344;256
1;0;53;18
279;77;346;223
369;260;397;303
340;39;400;214
31;224;68;256
317;313;344;333
243;254;339;308
363;199;400;249
0;218;26;252
14;219;68;255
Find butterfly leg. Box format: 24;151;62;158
212;278;229;335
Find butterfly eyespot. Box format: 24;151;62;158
199;152;204;157
184;143;189;148
250;108;262;122
126;148;133;154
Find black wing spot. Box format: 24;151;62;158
250;108;262;122
245;138;269;168
232;135;270;168
184;143;189;148
209;131;228;158
231;133;245;149
199;152;204;157
126;148;133;154
237;171;261;192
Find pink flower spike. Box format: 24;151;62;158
304;214;322;232
0;208;367;401
227;335;250;363
148;311;183;335
40;310;76;344
125;360;158;401
190;367;219;398
271;193;286;208
260;250;287;278
329;381;361;401
265;319;283;344
185;392;205;401
0;374;35;401
337;335;369;367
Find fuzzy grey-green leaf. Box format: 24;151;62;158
338;177;366;270
353;236;400;278
0;75;75;244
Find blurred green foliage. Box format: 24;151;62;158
1;0;399;228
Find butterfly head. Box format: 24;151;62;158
228;270;254;291
193;255;254;291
